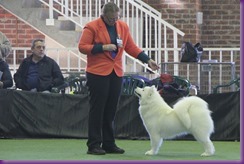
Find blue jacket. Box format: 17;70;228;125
14;55;64;92
0;60;13;88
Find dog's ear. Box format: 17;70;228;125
149;86;155;96
151;85;157;91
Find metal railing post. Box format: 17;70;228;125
46;0;54;26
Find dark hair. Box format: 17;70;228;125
102;2;119;15
31;39;45;49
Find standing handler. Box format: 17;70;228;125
78;2;159;155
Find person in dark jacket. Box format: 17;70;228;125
14;39;64;92
0;59;13;89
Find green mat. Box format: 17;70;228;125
0;139;240;161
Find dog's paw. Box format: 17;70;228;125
200;152;214;157
145;150;155;155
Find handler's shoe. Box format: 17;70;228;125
87;147;106;155
103;146;125;154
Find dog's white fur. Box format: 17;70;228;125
134;86;215;156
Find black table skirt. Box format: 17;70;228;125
0;89;240;141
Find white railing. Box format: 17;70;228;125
9;47;240;76
9;47;240;93
38;0;185;74
161;62;237;94
9;47;87;75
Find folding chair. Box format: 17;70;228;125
212;77;240;94
121;75;146;95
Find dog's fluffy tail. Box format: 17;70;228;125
175;108;191;129
173;96;210;130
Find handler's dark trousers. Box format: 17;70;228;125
86;70;122;149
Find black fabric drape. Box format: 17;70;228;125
0;90;89;138
199;91;240;141
0;90;240;141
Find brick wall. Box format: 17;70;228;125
0;7;45;64
0;0;240;75
201;0;240;47
1;1;240;48
142;0;240;77
0;7;45;47
142;0;240;48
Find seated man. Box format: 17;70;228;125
0;59;13;89
14;39;64;92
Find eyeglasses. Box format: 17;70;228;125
105;15;121;22
35;45;46;50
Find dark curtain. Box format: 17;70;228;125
0;90;240;141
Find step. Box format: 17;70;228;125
59;20;76;31
40;8;59;20
58;16;93;31
22;0;42;8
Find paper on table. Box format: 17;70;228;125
0;71;3;79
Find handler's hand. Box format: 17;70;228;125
148;59;160;71
103;44;117;51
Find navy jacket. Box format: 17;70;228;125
0;60;13;88
14;55;64;92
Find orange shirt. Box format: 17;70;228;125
78;18;143;77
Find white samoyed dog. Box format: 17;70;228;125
134;85;215;156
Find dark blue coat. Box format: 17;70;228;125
0;60;13;89
14;55;64;92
